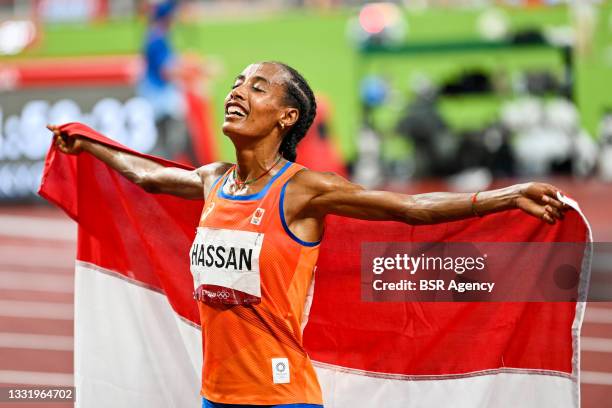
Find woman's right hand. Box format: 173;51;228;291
47;124;85;155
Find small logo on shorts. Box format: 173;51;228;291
251;208;265;225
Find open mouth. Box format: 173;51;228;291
225;103;247;119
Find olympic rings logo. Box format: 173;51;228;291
201;288;232;300
217;290;231;300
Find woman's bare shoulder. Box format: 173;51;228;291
290;167;358;195
291;169;360;196
196;162;233;181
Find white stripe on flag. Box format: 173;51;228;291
75;261;579;408
75;262;202;408
314;364;576;408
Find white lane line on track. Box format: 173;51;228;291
581;337;612;353
0;300;73;320
0;332;72;351
0;214;76;241
0;271;73;293
581;371;612;386
0;370;73;386
584;307;612;324
0;246;75;268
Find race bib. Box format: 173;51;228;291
190;227;263;305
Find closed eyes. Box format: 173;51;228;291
230;83;265;92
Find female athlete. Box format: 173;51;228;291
47;61;568;408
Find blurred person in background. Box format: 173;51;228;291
137;0;200;164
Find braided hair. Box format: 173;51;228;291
268;62;317;162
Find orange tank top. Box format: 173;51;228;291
190;162;323;405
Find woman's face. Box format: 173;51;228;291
222;63;297;141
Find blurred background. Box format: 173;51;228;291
0;0;611;406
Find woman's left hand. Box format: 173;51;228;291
514;182;570;224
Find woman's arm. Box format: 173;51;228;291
47;124;223;200
291;171;567;226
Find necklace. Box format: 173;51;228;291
232;156;283;190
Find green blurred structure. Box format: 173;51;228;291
15;4;612;161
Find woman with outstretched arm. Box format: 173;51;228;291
47;61;568;408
